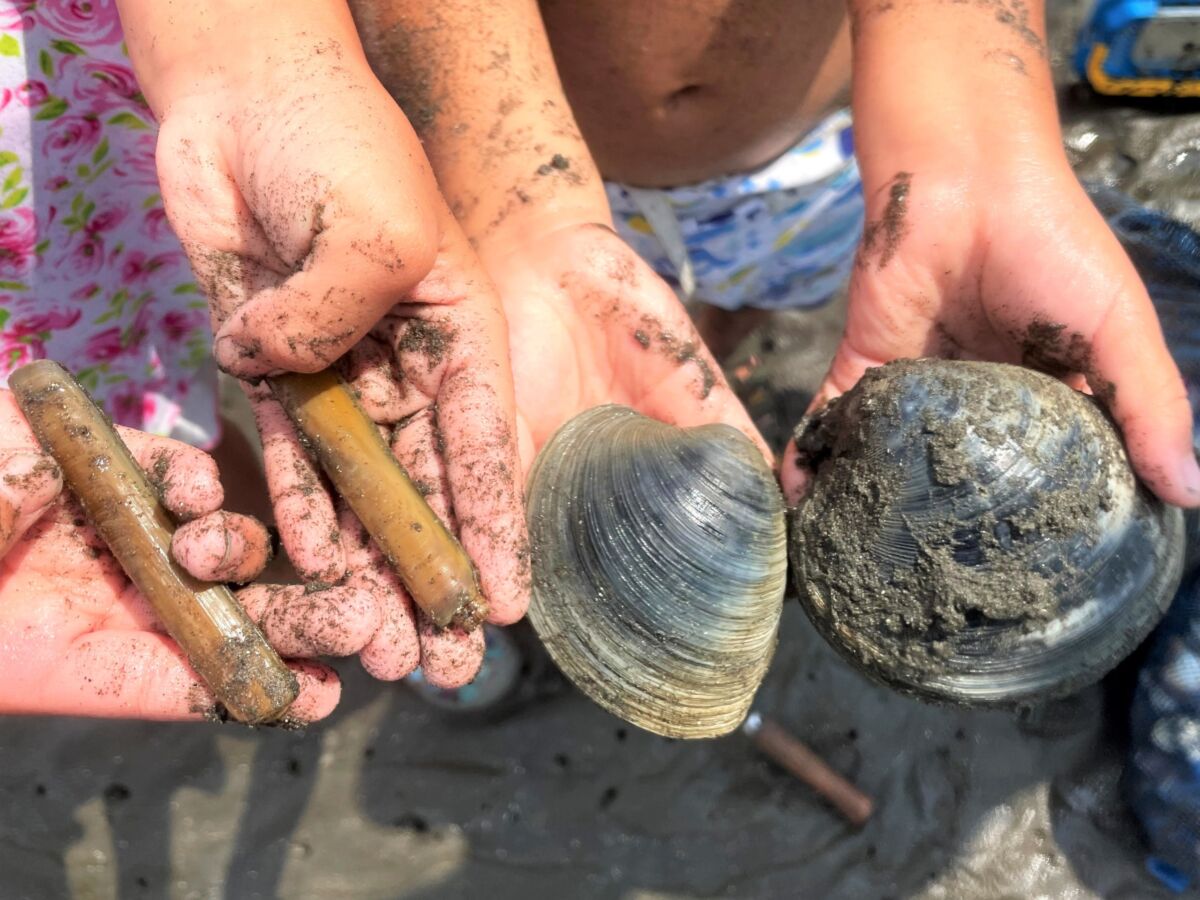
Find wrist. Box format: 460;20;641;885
119;0;367;113
470;189;614;264
850;2;1062;178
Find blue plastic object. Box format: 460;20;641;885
1075;0;1200;96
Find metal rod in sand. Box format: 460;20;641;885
743;712;874;826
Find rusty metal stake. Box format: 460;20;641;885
744;712;874;826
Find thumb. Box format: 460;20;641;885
1087;292;1200;507
211;161;442;377
780;339;880;505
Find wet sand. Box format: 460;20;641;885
3;5;1200;899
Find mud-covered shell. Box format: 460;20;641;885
791;359;1185;708
526;405;787;739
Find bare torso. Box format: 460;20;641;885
538;0;852;187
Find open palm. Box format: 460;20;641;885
0;391;346;721
481;223;769;470
785;164;1198;508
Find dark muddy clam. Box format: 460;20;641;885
526;405;786;739
791;359;1185;707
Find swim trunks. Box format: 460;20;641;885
0;2;218;447
606;108;863;312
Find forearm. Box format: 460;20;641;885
348;0;610;249
848;0;1064;182
117;0;370;113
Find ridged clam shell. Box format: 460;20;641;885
526;405;786;739
792;359;1185;707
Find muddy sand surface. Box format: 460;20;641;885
5;7;1200;900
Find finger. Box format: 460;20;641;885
422;377;530;626
338;334;409;424
613;287;774;465
402;229;531;625
1088;293;1200;506
389;408;486;684
171;511;271;583
340;507;422;680
417;614;485;689
27;630;340;722
211;146;441;378
780;437;812;507
0;393;64;555
0;449;62;557
778;339;886;506
116;427;224;520
809;337;888;416
237;583;382;658
245;384;346;583
187;659;342;725
283;659;342;724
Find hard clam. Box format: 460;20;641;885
791;359;1185;707
525;405;786;739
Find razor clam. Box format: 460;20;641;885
792;359;1184;707
526;405;786;739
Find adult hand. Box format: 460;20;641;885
479;221;770;469
782;159;1199;508
0;391;350;721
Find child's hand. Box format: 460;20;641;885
150;47;441;379
479;222;770;467
239;212;530;690
784;159;1199;507
789;0;1199;509
116;8;530;686
0;391;346;721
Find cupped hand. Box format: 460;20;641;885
238;209;530;690
151;34;442;379
145;38;529;684
478;221;769;469
783;160;1200;508
0;391;347;721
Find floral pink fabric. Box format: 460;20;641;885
0;0;218;446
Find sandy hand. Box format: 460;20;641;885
479;222;770;471
242;209;530;690
152;36;442;380
149;37;529;685
783;164;1200;509
0;390;344;721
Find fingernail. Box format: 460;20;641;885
1179;452;1200;498
212;333;240;370
213;332;272;379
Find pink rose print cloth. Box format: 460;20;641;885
0;0;219;447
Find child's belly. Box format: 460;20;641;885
540;0;852;188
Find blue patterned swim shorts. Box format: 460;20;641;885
606;109;863;312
